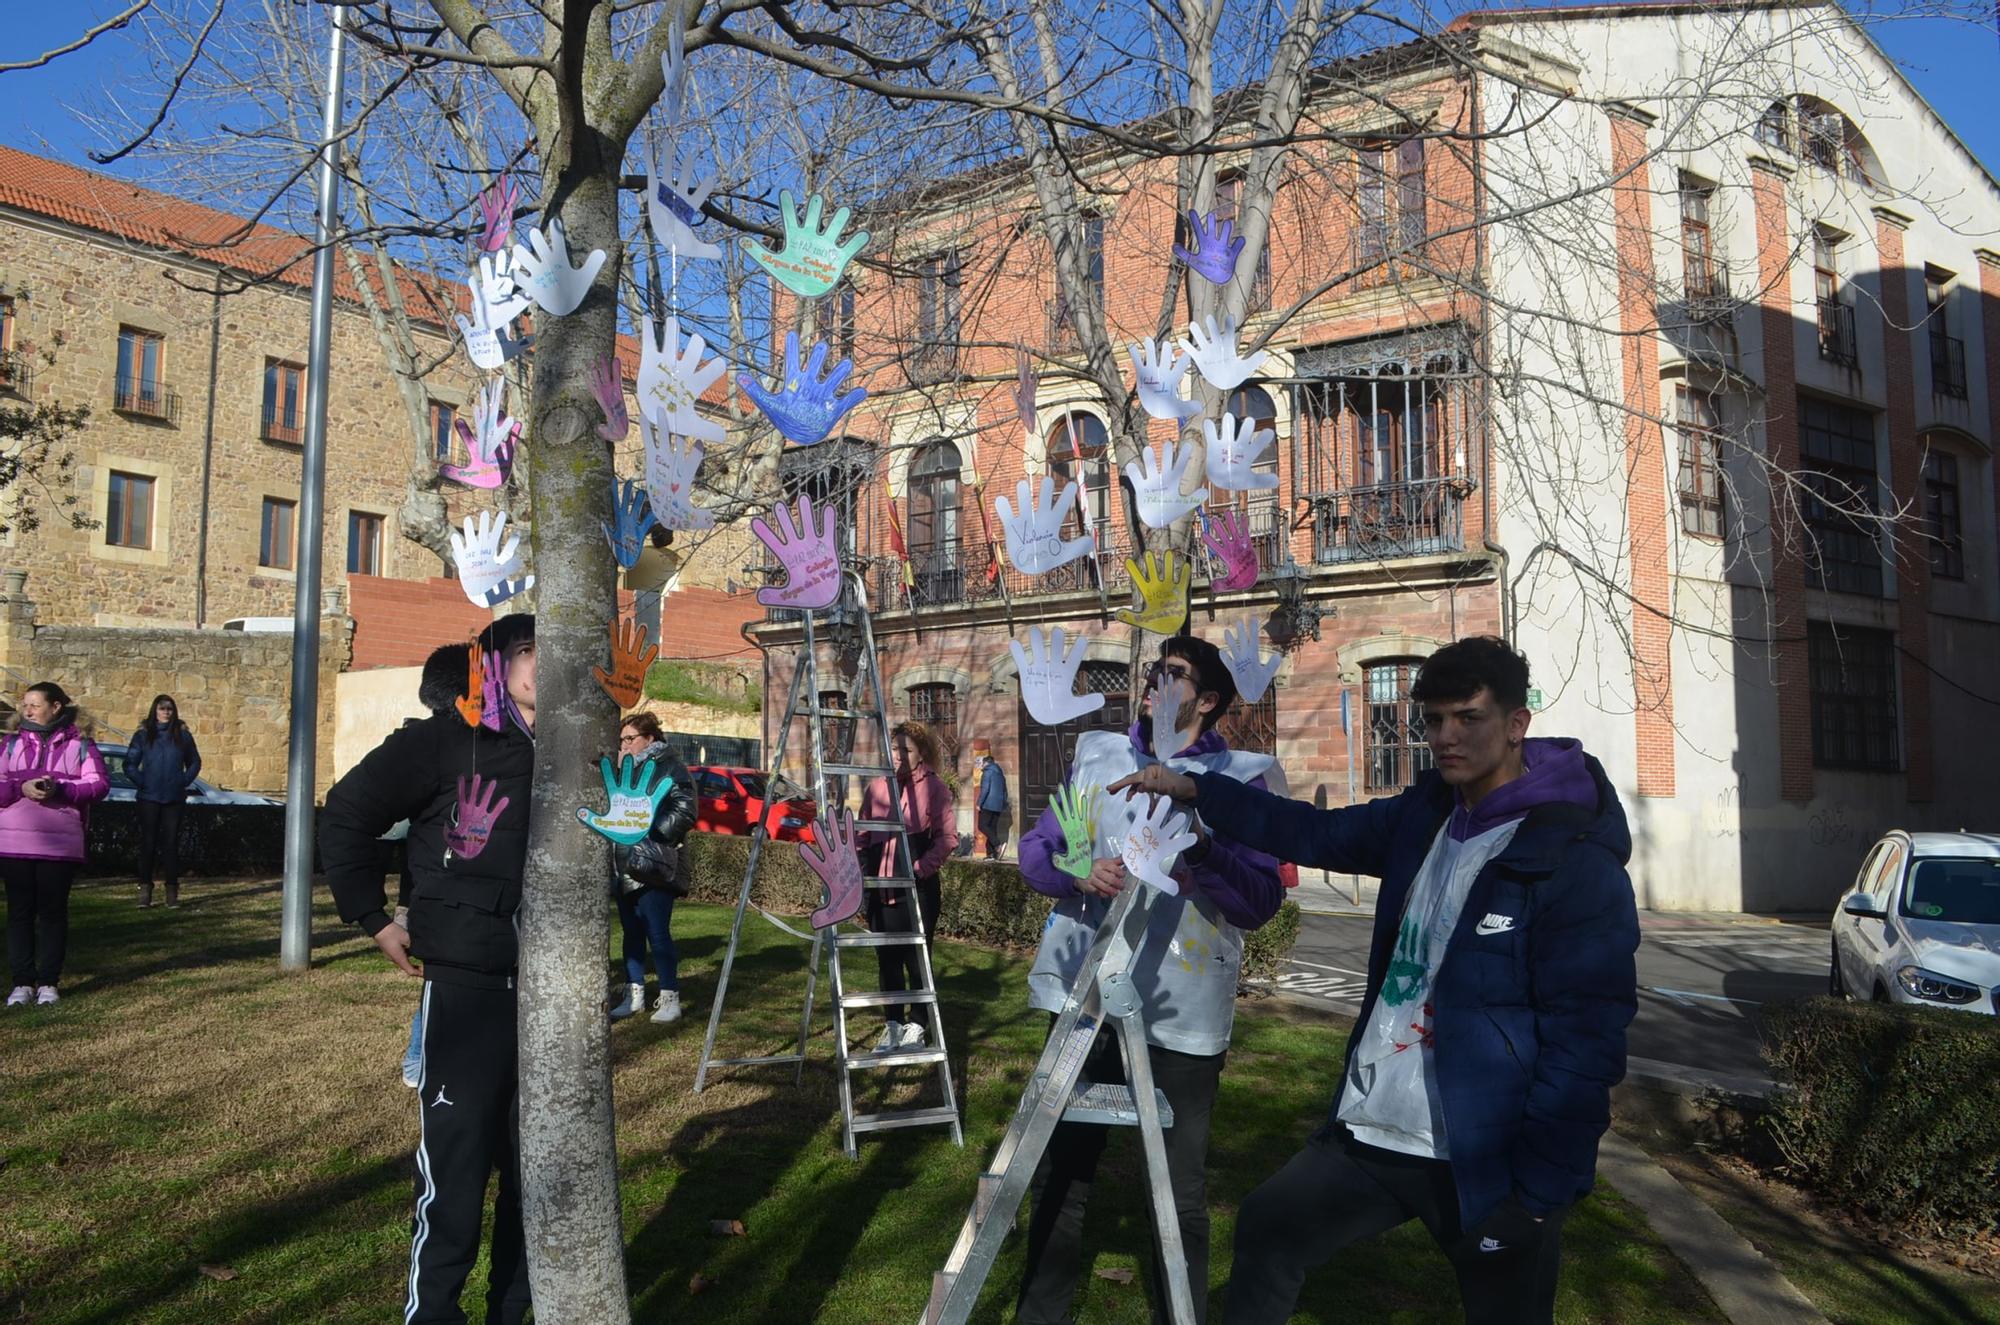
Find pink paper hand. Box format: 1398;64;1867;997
445;774;511;859
590;355;630;442
439;433;516;490
480;648;506;731
752;492;842;611
802;808;864;929
476;173;519;254
1201;509;1260;592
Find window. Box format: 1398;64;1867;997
1365;660;1433;791
917;250;961;345
1356;139;1426;269
1210;385;1283;565
1676;386;1726;538
1798;397;1881;595
1396;139;1427;254
116;326;171;418
833;280;857;358
0;296;12;350
1923;450;1964;580
907;440;962;604
909;682;960;769
1217;689;1277;756
105;471;155;549
1814;232;1855;366
1047;411;1113;565
347;510;384;576
429;400;457;462
1679;174;1719;299
1353;377;1443;487
1051;214;1104;340
0;297;23;393
1214;174;1272;311
818;688;855;762
1755;101;1792;153
259;496;296;570
1808;622;1899;771
1812;230;1839;303
1926;268;1967;398
262;360;304;443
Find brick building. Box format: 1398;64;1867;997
750;1;2000;911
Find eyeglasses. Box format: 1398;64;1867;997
619;732;645;745
1144;660;1201;689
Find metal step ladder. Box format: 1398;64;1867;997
918;881;1193;1325
694;572;963;1159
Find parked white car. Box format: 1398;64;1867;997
1829;830;2000;1014
93;741;281;807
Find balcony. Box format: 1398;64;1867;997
114;379;180;425
1817;299;1857;369
1308;477;1467;565
1660;268;1739;371
0;349;31;396
261;410;304;445
1931;332;1968;399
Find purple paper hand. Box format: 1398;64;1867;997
1201;509;1260;592
1015;345;1038;434
753;492;842;611
476;174;519;254
590;355;630;442
737;331;868;446
1172;208;1246;287
803;808;865;929
445;774;511;860
481;648;506;731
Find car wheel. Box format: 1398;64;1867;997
1871;982;1891;1005
1828;938;1846;998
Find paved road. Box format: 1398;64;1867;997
1278;908;1831;1090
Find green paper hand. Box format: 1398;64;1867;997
1380;916;1428;1007
576;754;673;846
1051;781;1098;879
742;189;869;299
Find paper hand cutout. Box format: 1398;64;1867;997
590;355;630;443
439;432;515;490
1050;781;1099;880
510;218;605;317
1148;673;1199;762
1182;314;1268;392
1205;413;1278;492
476;174;519;254
658;21;689;128
1221;618;1282;703
1129;338;1202;424
456;379;520;465
753;492;842;611
456;256;531;371
603;477;657;569
1119;792;1199;895
480;646;506;731
1015;346;1038;434
639;413;715;531
737;331;867;446
576;754;674;846
1125;441;1209;529
451;510;527;605
636;315;727;442
1172;208;1246;287
1201;509;1261;592
1011;624;1107;726
1117;551;1191;634
483;576;534;608
742;189;868;299
593;616;659;708
997;477;1094;577
647;143;722;261
454;645;484;728
803;808;865;930
444;774;510;860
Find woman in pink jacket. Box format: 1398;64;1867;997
857;720;958;1053
3;682;110;1007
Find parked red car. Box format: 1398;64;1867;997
690;765;817;843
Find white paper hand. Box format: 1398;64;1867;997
997;477;1094;576
1182;314;1269;392
450;509;527;605
657;20;689;129
1010;625;1107;726
1147;673;1200;761
1124;440;1209;529
1129;338;1202;424
636;315;727;443
639;412;715;532
456;379;518;465
1120;792;1199;895
1221;618;1282;703
1204;413;1278;492
510;218;606;318
647;142;722;261
455;257;530;372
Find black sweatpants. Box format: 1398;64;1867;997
1226;1127;1568;1325
865;872;940;1026
137;800;185;890
5;858;75;987
406;978;530;1325
1016;1023;1226;1325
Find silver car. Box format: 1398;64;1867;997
1829;830;2000;1014
93;741;281;807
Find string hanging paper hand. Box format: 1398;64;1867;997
996;477;1094;576
1119;792;1199;895
475;173;519;254
742;189;869;298
1129;337;1202;424
737;331;867;446
1117;551;1191;635
1182;314;1268;392
444;774;510;860
1050;781;1099;880
590;355;630;443
802;808;866;930
753;492;842;611
1201;509;1260;592
1010;624;1106;726
1148;672;1200;762
509;218;606;317
438;431;515;490
1015;346;1038;434
576;755;675;846
454;645;484;728
1171;208;1246;287
1221;618;1282;703
637;315;727;443
639;413;714;531
602;477;657;569
1204;413;1278;492
1125;440;1209;529
455;256;530;371
455;379;520;466
593;615;659;708
451;510;528;605
647;142;722;261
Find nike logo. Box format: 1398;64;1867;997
1479;1236;1505;1253
1474;913;1517;937
431;1087;454;1108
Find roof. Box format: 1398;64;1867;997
1448;0;1816;27
1905;832;2000;859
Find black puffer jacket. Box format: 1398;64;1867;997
322;711;534;987
614;741;698;890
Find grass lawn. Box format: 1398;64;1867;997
0;875;1722;1324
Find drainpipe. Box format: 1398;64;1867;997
194;278;223;628
1468;55;1513;640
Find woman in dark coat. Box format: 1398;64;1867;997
607;712;699;1024
124;694;201;908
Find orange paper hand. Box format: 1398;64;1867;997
593;616;659;708
454;644;484;727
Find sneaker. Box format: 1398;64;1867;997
899;1021;927;1050
34;986;58;1006
873;1022;902;1054
650;990;682;1024
609;983;645;1021
5;986;30;1008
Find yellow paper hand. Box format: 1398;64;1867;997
1116;550;1190;635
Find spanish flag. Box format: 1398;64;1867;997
884;485;917;606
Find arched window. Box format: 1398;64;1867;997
1047;412;1112;588
908;439;962;605
908;681;961;771
1209;385;1283;567
1364;659;1433;791
1754;97;1882;187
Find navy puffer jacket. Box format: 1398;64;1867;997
125;726;202;804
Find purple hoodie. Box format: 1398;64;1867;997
1448;736;1599;841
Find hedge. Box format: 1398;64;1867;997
1761;996;2000;1241
680;831;1301;985
83;801;287;878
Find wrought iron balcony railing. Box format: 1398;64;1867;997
115;379;180;424
1307;477;1467;565
261;410;304;444
1817;299;1858;368
0;349;30;395
1931;331;1968;399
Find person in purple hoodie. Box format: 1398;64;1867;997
1112;636;1637;1325
2;682;112;1007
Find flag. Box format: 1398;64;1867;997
884;484;917;605
969;472;1003;586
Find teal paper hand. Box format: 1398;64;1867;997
1051;781;1098;879
742;189;868;298
1380;918;1428;1007
576;755;673;846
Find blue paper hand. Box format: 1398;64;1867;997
602;477;657;569
737;331;868;446
1171;208;1246;287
